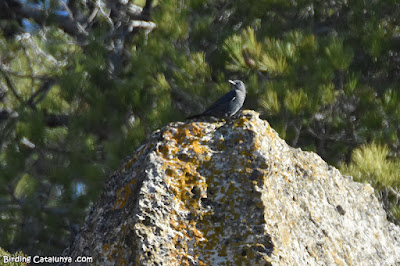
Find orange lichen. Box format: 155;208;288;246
190;140;206;155
189;220;204;239
234;116;250;128
124;157;137;170
198;260;207;266
156;122;218;263
102;244;112;261
162;130;174;141
124;144;149;170
113;178;137;209
101;225;130;265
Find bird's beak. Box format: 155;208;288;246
228;80;235;85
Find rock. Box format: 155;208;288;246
67;110;400;265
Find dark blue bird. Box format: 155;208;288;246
187;80;247;119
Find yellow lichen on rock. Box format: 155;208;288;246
113;177;137;209
155;122;215;264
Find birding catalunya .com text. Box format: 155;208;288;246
3;255;93;264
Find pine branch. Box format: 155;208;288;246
0;66;24;104
27;78;56;109
142;0;154;20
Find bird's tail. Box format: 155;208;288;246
186;114;203;119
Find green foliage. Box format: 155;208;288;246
0;248;27;266
1;0;400;257
259;84;280;114
325;39;354;71
341;143;400;188
14;174;36;199
224;28;289;74
284;89;307;114
341;143;400;221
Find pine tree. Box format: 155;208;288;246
0;0;399;255
341;143;400;223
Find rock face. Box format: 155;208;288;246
68;110;400;265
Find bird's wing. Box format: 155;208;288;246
203;90;237;116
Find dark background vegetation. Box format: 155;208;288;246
0;0;399;256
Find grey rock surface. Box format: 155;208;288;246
187;80;246;119
67;110;400;265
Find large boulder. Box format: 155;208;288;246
67;110;400;265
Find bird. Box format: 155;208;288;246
187;80;247;119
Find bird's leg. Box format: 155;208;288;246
230;112;242;120
209;116;221;122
